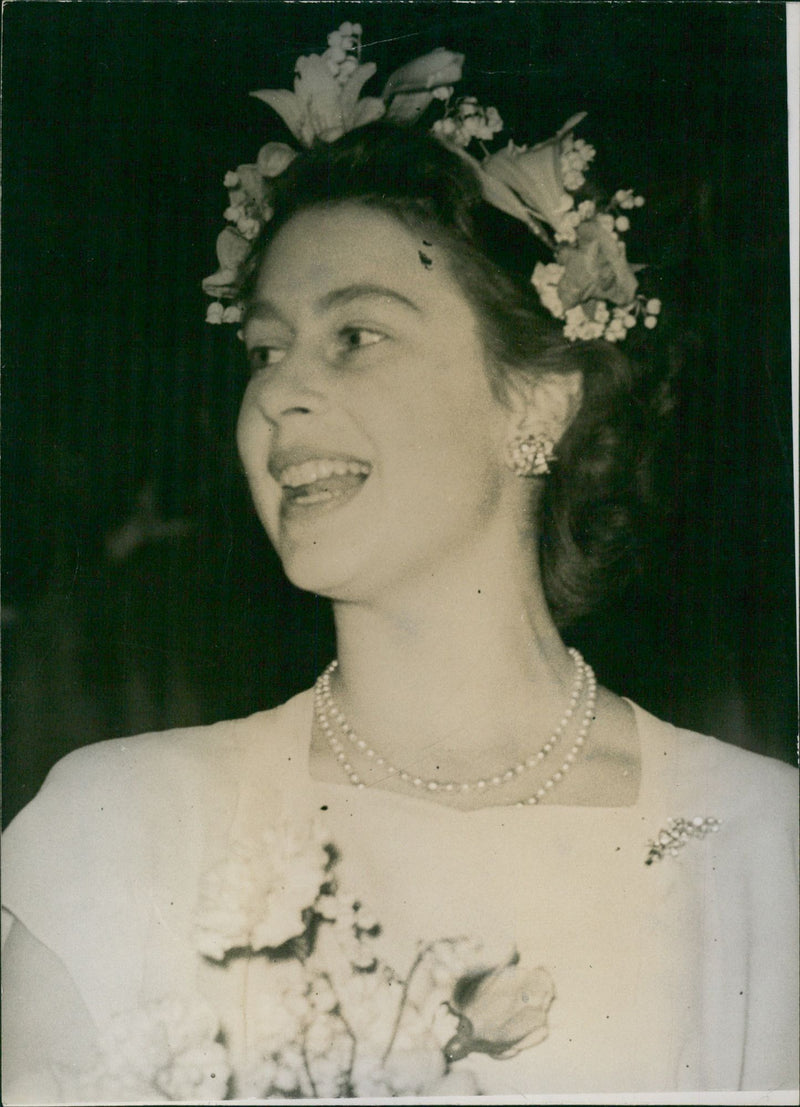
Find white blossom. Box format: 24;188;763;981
194;824;330;960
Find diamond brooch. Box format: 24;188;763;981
645;816;722;865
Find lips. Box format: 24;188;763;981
275;456;372;508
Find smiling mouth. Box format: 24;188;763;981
279;458;371;507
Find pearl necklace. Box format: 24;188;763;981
313;647;597;804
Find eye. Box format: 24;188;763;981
337;327;386;355
246;345;287;375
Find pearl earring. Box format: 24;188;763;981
507;434;556;477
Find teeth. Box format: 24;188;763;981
296;490;334;504
279;459;371;488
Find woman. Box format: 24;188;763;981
2;28;797;1103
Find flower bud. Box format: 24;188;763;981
382;48;465;99
444;958;555;1061
256;142;298;179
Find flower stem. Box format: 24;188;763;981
300;1029;319;1098
320;971;358;1093
381;942;432;1065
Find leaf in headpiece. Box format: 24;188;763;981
382;48;464;99
476;164;542;228
214;227;252;271
443;140;538;229
385;90;436;123
550;111;588;141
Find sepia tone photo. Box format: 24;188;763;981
1;2;797;1102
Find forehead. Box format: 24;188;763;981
253;203;469;311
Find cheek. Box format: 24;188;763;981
415;362;507;461
377;372;507;505
235;394;280;514
236;390;264;467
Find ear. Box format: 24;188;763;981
506;369;584;446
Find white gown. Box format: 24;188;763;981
2;691;797;1100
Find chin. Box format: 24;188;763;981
277;541;372;602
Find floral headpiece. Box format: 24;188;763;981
203;23;660;342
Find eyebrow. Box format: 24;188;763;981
242;283;422;329
317;283;422;314
241;299;290;330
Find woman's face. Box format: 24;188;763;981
237;203;524;603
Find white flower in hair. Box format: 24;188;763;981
431;95;504;148
468;115;588;242
250;24;381;148
532;262;567;320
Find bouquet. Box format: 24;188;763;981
71;821;555;1101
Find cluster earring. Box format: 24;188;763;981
506;434;556;477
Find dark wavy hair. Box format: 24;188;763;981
240;123;669;627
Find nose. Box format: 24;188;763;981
246;347;330;424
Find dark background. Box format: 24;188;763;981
2;1;795;826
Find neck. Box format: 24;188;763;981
327;541;575;776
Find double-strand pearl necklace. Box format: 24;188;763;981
313;647;597;804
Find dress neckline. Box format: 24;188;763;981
285;687;658;819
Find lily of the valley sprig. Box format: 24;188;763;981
203;22;660;343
